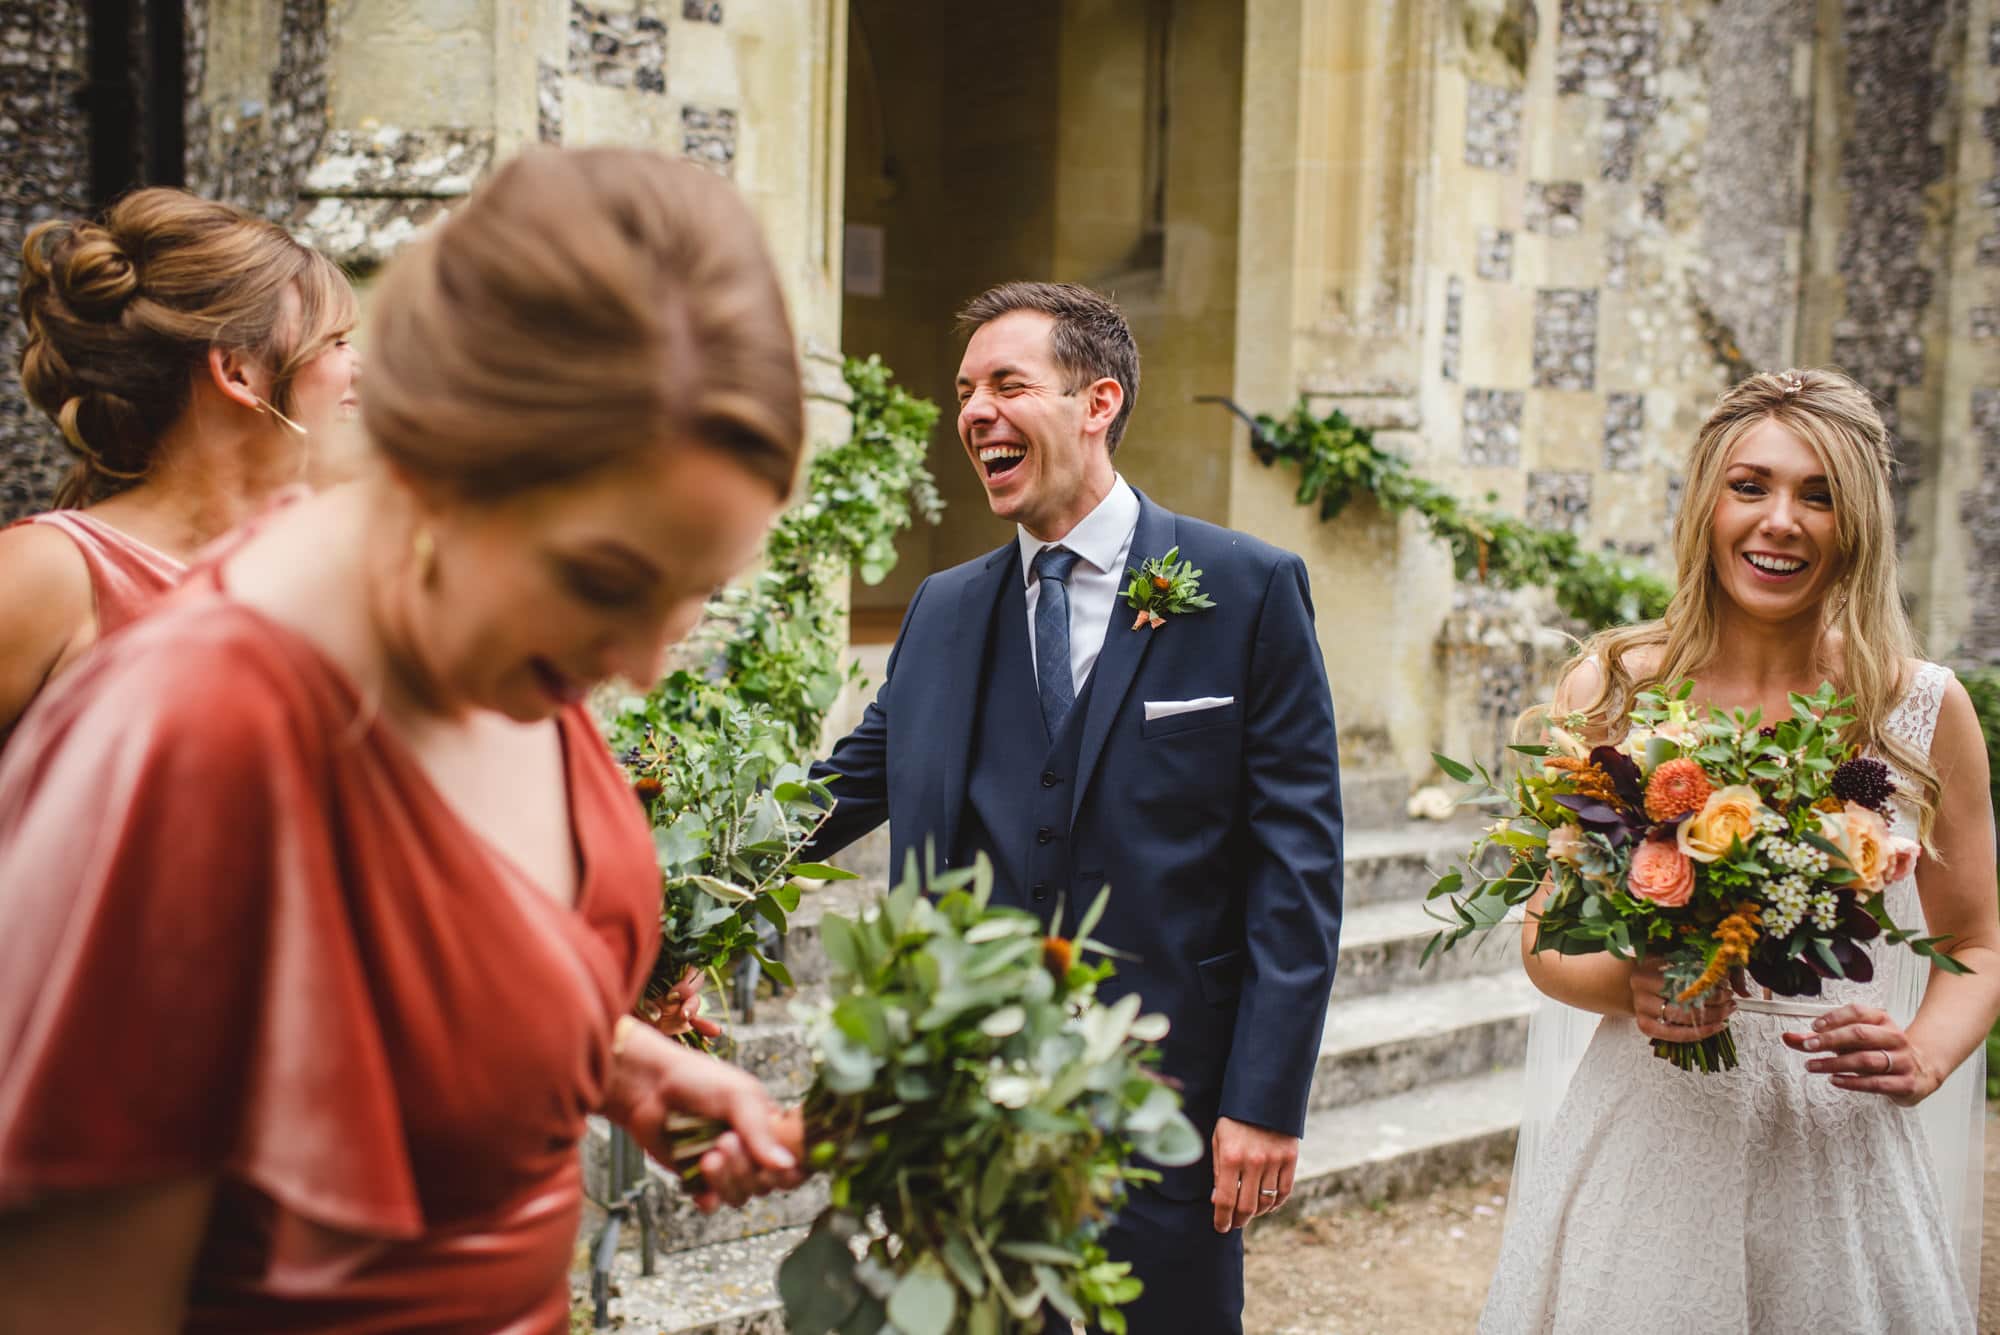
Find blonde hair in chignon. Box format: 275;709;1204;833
1551;368;1941;839
17;188;357;508
361;147;804;501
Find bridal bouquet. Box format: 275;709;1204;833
1425;681;1966;1072
663;856;1202;1334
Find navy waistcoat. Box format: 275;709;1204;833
954;558;1100;932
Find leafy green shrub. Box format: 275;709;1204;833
600;356;942;1009
614;701;854;1012
683;354;943;751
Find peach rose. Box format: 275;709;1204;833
1628;838;1695;907
1883;834;1921;886
1546;824;1584;866
1818;801;1894;895
1677;784;1765;863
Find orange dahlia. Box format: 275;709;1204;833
1644;757;1714;822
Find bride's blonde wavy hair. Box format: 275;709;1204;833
1547;367;1940;840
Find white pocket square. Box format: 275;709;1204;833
1143;696;1235;721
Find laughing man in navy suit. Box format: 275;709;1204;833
808;282;1343;1333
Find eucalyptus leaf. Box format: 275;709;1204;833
887;1269;957;1335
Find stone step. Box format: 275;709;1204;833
1310;969;1539;1110
763;818;1478;1007
1330;896;1520;999
1339;817;1483;908
584;1066;1527;1333
1279;1065;1523;1217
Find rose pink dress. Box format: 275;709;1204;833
0;561;662;1333
17;509;185;634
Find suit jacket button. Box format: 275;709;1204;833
1032;882;1049;902
1036;826;1054;845
1040;771;1059;787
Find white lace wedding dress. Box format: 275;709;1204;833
1481;662;1982;1334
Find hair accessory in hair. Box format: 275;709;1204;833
1777;371;1805;397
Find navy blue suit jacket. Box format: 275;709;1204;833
810;491;1343;1197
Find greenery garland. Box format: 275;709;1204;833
1226;397;1671;631
601;356;943;1019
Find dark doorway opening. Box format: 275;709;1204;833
84;0;184;208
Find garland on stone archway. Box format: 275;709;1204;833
1203;395;1671;632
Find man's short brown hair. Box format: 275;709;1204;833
955;281;1140;452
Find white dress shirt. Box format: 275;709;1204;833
1017;476;1141;696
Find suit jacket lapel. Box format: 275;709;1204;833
1071;495;1176;823
933;542;1017;863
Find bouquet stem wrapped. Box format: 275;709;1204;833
661;856;1201;1334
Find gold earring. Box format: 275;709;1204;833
412;527;437;585
252;394;308;436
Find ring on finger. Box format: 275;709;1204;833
1877;1049;1893;1075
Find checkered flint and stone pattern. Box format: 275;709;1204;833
1533;289;1599;391
1463;389;1525;467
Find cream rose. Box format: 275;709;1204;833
1546;824;1584;866
1818;801;1894;895
1616;725;1656;760
1677;784;1764;863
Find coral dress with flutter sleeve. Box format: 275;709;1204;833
0;567;662;1333
17;508;186;633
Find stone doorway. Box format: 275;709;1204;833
838;0;1247;643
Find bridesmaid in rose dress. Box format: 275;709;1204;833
0;188;360;748
0;148;806;1333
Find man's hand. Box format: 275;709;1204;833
1209;1116;1298;1232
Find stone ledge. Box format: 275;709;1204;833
293;195;452;272
301;127;494;198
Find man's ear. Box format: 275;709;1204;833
205;345;267;412
1083;376;1124;438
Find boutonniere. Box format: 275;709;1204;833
1123;546;1215;630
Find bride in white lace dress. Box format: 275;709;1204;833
1481;369;2000;1335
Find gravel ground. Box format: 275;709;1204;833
1244;1108;2000;1335
1242;1175;1510;1335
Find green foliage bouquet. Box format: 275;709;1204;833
664;857;1202;1334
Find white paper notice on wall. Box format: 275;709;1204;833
843;223;885;298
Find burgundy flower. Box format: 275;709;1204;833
1831;757;1896;814
1589;745;1646;810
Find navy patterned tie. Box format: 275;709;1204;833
1032;545;1083;735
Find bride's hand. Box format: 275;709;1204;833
1629;955;1735;1042
1783;1003;1942;1107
